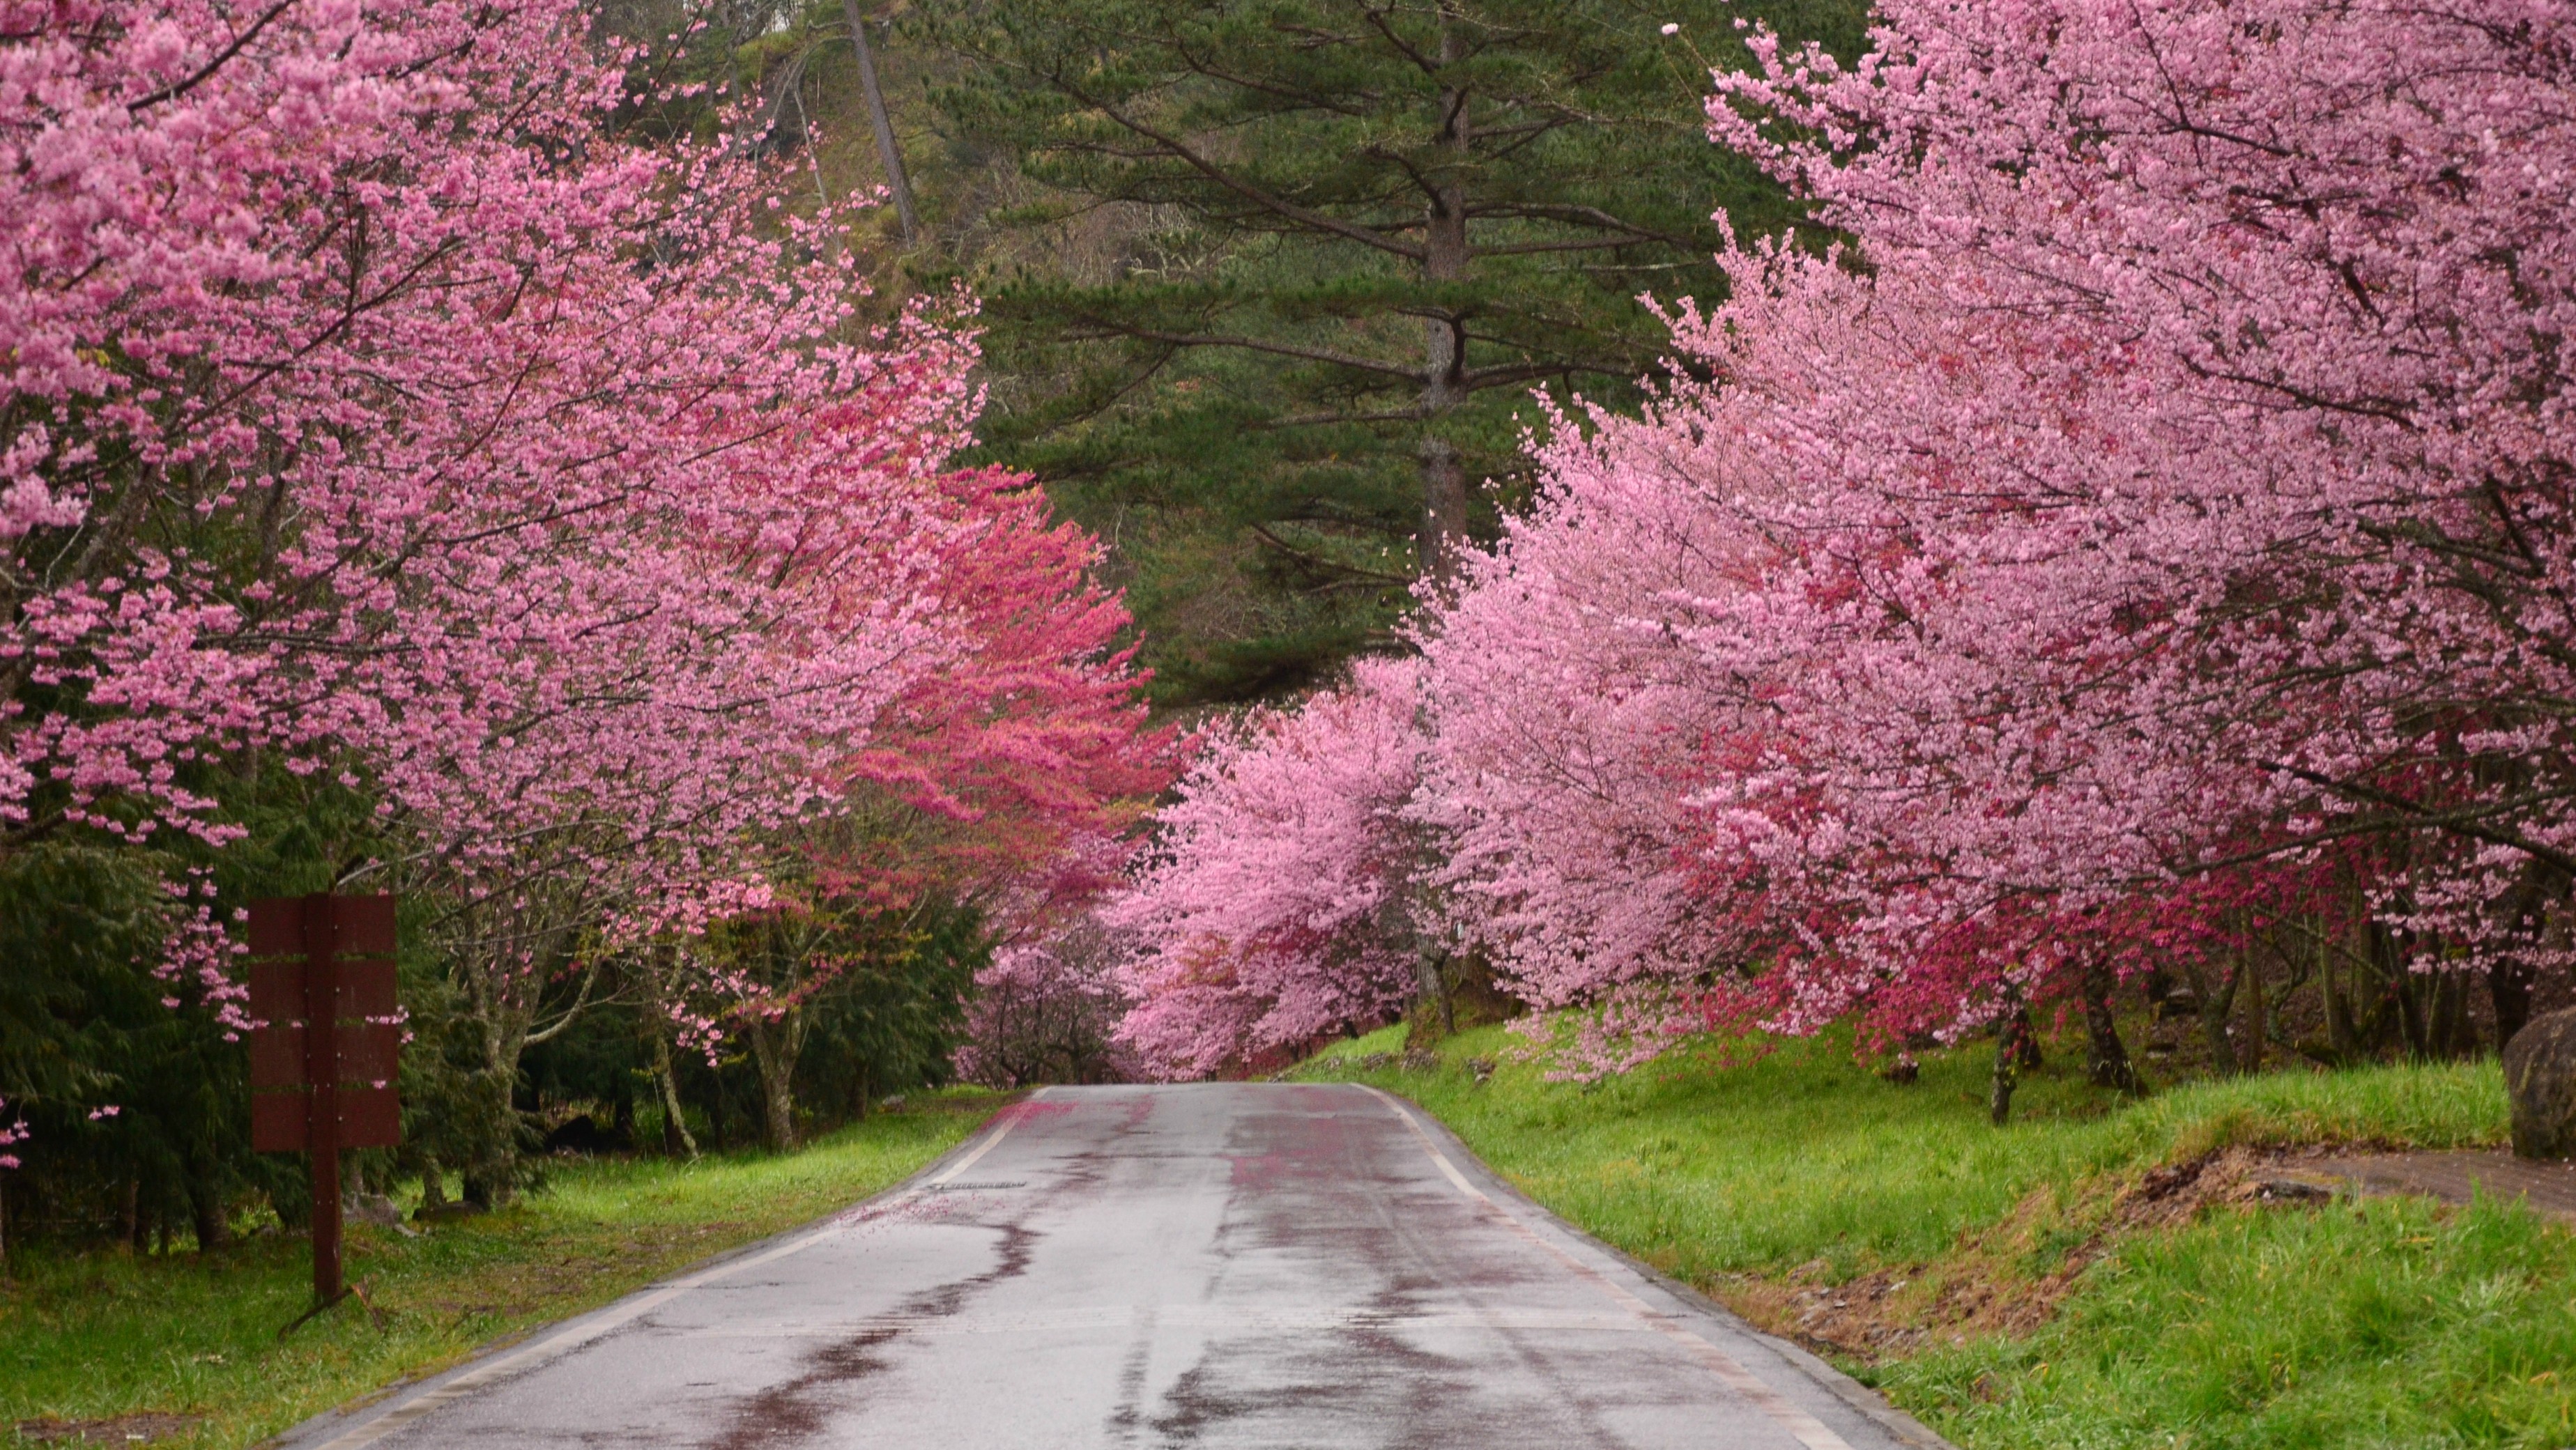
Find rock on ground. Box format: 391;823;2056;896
2505;1006;2576;1159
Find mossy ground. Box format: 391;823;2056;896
1298;1024;2570;1449
0;1094;996;1448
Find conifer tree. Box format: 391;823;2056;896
916;0;1861;702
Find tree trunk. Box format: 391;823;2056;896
2237;945;2267;1074
759;1056;797;1153
2183;954;2244;1072
2322;929;2358;1061
456;943;546;1208
463;1048;522;1208
1416;7;1473;585
745;1012;806;1154
1989;1014;2023;1126
2494;959;2537;1051
653;1029;698;1159
709;1064;733;1151
2082;965;2144;1094
841;0;919;243
1406;948;1455;1041
187;1150;230;1252
2490;861;2556;1051
459;1046;512;1207
2264;941;2309;1051
2371;920;2444;1061
2432;971;2476;1059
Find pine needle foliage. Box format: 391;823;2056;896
912;0;1865;704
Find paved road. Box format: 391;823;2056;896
283;1084;1943;1450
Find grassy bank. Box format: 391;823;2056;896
1299;1026;2572;1449
1;1094;996;1447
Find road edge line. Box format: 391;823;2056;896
1355;1083;1956;1450
267;1095;1038;1450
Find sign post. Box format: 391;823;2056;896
247;894;399;1308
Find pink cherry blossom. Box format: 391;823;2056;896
2;1;1165;1097
1112;0;2576;1078
1107;658;1427;1079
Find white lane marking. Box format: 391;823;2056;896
305;1091;1051;1450
1359;1086;1857;1450
926;1086;1045;1187
302;1231;825;1450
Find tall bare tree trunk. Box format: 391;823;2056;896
463;1005;531;1208
2493;960;2536;1052
2430;970;2474;1059
2376;921;2441;1060
841;0;920;243
1417;6;1472;585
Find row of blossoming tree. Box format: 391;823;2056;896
0;0;1163;1244
1106;0;2576;1111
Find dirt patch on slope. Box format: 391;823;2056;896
1712;1146;2376;1363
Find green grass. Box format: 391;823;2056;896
0;1094;997;1448
1888;1192;2576;1449
1298;1024;2573;1449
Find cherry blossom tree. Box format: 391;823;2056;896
2;0;1171;1194
1407;388;1806;1072
1667;0;2575;1064
1107;657;1429;1079
664;468;1170;1144
1111;0;2576;1090
829;466;1171;907
956;921;1139;1089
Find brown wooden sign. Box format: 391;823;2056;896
245;893;399;1305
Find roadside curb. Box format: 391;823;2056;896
1368;1088;1960;1450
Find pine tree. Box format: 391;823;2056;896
914;0;1862;702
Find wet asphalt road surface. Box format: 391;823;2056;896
281;1084;1942;1450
